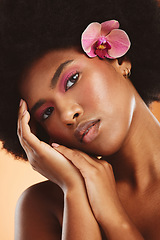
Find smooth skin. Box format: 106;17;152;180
15;48;160;239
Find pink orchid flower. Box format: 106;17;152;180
81;20;131;59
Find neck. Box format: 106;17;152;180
106;96;160;191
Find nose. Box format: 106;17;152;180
58;102;83;126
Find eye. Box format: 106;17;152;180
65;72;79;91
41;107;54;121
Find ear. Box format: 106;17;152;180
111;57;132;78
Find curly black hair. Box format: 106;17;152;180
0;0;160;159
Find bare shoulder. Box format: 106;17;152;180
15;180;64;240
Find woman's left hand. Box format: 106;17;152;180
52;144;124;225
53;144;145;240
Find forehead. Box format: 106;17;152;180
19;48;83;100
23;48;83;81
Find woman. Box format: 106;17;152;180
0;0;160;239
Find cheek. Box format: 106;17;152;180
78;75;111;111
102;98;135;155
44;116;72;145
44;118;61;136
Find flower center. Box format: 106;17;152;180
95;37;111;51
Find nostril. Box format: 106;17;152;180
73;113;79;119
67;123;72;126
66;113;80;126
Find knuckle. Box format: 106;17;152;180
57;146;83;160
57;145;68;154
107;162;113;170
21;131;28;141
59;145;66;151
63;148;71;157
17;123;21;136
103;161;113;171
92;161;105;173
38;150;45;159
17;126;22;138
60;146;80;158
97;162;105;171
71;150;81;158
17;129;20;138
89;166;100;178
102;160;109;167
108;163;113;170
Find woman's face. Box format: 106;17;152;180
20;48;135;156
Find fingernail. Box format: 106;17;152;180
19;99;23;107
52;143;59;148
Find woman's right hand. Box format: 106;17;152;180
17;100;102;240
17;100;84;192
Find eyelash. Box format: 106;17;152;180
65;72;79;91
40;72;79;121
41;106;54;121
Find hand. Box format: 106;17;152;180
17;100;84;192
52;144;124;224
17;100;103;240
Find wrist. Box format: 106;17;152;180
63;183;102;240
95;196;125;224
63;181;86;198
98;207;144;240
62;179;87;198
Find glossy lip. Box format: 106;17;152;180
74;119;100;143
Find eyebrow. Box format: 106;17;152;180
30;59;73;115
50;59;74;88
30;99;46;115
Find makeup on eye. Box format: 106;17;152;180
59;65;81;92
41;106;54;121
34;102;54;122
65;71;80;91
32;66;81;122
35;71;80;122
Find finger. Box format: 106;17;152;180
17;101;42;156
20;109;43;151
98;159;116;180
20;113;69;162
18;111;34;154
81;153;113;173
18;99;28;120
52;143;100;166
52;144;116;182
17;99;27;137
18;105;66;159
17;101;28;149
52;144;96;177
19;109;50;167
99;160;113;172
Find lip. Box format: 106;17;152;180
74;119;100;143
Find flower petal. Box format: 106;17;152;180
81;22;101;54
104;51;115;59
101;20;119;36
87;44;97;58
95;49;108;59
106;29;131;58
